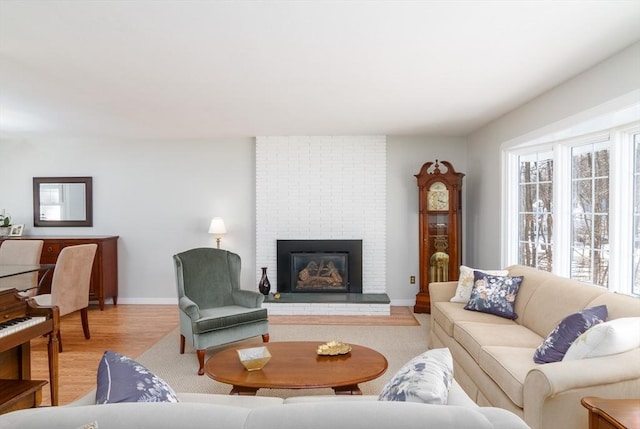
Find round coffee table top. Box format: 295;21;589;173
205;341;388;394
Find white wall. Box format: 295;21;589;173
0;136;468;306
385;135;467;304
466;41;640;269
0;137;257;303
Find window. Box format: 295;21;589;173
571;141;610;286
518;151;553;271
504;118;639;297
39;183;63;221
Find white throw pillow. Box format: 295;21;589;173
563;317;640;361
378;348;453;404
450;266;509;303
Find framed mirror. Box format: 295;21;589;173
33;177;93;227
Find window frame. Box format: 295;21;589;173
502;121;640;296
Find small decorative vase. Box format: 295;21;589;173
258;267;271;295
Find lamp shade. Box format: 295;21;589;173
208;217;227;235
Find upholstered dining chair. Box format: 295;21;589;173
0;240;44;296
173;247;269;375
33;243;97;352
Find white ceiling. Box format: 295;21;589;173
1;1;639;140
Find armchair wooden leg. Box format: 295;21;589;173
57;331;63;353
80;307;90;339
180;334;186;354
262;333;269;343
197;350;206;376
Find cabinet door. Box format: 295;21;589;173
426;214;451;283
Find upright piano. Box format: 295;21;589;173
0;288;59;413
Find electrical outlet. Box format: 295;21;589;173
410;276;416;284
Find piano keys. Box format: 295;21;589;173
0;288;59;412
0;316;47;338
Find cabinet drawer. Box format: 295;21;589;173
42;243;62;256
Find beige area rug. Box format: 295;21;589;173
136;313;431;398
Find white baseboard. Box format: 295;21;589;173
95;297;416;307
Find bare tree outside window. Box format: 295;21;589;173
518;152;553;271
571;142;610;287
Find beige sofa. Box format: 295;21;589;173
429;264;640;429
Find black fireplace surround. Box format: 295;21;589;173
276;240;363;293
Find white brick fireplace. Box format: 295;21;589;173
255;136;388;315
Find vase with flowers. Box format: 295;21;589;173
0;210;11;237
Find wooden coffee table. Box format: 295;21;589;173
205;341;388;395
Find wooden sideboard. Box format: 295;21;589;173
0;236;118;310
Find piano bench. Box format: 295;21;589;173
0;379;48;415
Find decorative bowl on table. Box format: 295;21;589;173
237;346;271;371
316;340;352;356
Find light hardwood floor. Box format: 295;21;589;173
30;304;417;406
31;304;179;406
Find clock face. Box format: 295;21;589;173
427;182;449;211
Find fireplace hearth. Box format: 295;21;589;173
277;240;362;293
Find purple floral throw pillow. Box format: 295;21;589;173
464;272;524;320
95;350;179;404
533;305;608;364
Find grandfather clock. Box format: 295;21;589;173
414;160;464;313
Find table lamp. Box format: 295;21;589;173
208;217;227;249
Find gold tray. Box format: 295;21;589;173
316;341;352;356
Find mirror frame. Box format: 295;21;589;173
33;176;93;227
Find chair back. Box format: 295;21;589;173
0;240;44;292
174;247;241;308
50;244;97;316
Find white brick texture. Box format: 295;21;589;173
256;136;387;314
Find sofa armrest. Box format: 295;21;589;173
524;348;640;427
179;296;201;319
429;281;458;303
232;289;265;308
525;349;640;396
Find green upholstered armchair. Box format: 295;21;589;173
173;247;269;375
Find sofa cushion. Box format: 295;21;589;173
478;346;539;408
563;317;640;360
246;401;509;429
195;306;268;333
464;273;524;320
450;266;509;303
378;348;453;404
506;265;606;337
586;291;640;320
0;402;252;429
432;302;515;338
533;305;608;364
454;322;543;362
96;351;179;404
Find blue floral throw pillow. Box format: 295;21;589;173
378;348;453;404
95;350;179;404
464;272;524;320
533;305;608;364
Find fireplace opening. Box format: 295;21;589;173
293;253;348;292
277;240;362;293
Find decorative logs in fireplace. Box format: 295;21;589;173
297;259;344;289
277;240;362;293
